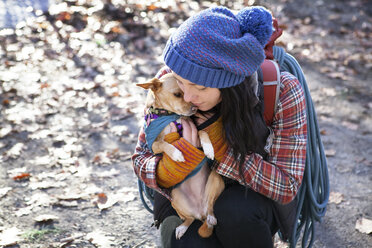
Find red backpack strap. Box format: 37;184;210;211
261;59;281;125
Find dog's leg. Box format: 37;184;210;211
197;171;225;238
198;220;214;238
204;170;225;227
175;217;194;239
152;141;185;162
198;131;214;160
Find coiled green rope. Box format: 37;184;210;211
273;46;330;248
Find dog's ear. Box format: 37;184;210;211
136;78;162;91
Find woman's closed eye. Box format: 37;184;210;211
196;87;207;91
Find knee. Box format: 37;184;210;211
213;185;275;248
214;185;272;225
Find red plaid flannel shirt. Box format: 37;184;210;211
132;68;307;204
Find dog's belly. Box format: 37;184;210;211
171;164;210;219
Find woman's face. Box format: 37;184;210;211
172;73;222;111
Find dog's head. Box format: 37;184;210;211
137;74;197;116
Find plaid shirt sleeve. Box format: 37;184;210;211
131;66;173;200
215;72;307;204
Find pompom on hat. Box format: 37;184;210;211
162;6;273;88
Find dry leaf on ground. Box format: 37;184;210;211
5;143;24;158
355;218;372;234
0;125;12;138
0;187;12;199
329;192;344;204
29;180;66;190
93;193;118;211
34;214;60;223
96;168;120;178
0;227;23;246
325;149;336;157
13;173;31;181
86;230;115;248
15;206;34;217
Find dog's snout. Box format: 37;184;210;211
191;106;198;112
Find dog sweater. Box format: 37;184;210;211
156;117;227;188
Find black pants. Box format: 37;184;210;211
154;183;278;248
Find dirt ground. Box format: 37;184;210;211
0;0;371;247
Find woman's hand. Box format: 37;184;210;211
170;118;201;148
182;118;201;148
169;119;200;148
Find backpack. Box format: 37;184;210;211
257;19;329;247
138;19;329;248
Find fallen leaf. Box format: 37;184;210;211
92;152;111;166
96;168;120;178
34;214;60;223
97;193;108;204
0;125;12;138
329;192;344;204
57;11;71;21
0;187;12;199
321;87;337;97
49;147;72;160
93;155;101;163
147;4;158;11
40;82;50;89
320;129;327;135
26;192;58;207
29;180;66;190
8;167;28;180
57;192;88;201
341;121;359;131
15;206;33;217
120;192;136;203
110;26;121;33
327;72;350;81
58;233;84;247
2;99;10;106
95;195;118;211
355;218;372;234
117;188;137;203
5;143;25;158
325;149;336;157
30;155;54;166
0;227;23;246
53;200;79;208
111;125;130;136
13;173;31;181
87;230;115;248
74;163;93;178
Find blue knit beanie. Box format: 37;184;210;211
163;6;273;88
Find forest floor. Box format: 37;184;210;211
0;0;371;247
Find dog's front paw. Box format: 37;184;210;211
202;143;214;160
206;215;217;227
170;149;185;162
175;225;188;239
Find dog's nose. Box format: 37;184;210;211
191;106;198;112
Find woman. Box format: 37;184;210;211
132;6;307;248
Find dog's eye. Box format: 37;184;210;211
173;92;182;98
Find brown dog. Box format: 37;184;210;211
137;74;225;239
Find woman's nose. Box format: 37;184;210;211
183;88;195;103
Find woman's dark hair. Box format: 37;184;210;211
219;74;269;184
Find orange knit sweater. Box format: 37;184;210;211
156;117;227;188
